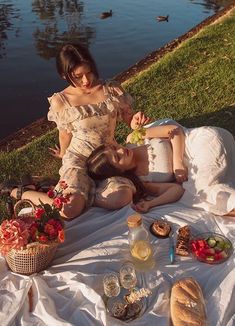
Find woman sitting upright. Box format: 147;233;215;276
9;43;150;219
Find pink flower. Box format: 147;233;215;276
35;208;45;220
0;219;30;255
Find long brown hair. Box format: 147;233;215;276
86;144;148;203
56;43;99;87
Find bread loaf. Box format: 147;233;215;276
170;277;207;326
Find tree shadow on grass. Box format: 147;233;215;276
179;105;235;135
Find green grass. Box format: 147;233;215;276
116;10;235;141
0;9;235;219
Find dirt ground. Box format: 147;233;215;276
0;3;234;153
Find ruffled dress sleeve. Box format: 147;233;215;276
105;80;134;122
47;93;80;133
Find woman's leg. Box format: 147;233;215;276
182;127;235;215
11;188;86;220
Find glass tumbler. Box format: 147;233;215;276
119;261;137;290
103;272;121;297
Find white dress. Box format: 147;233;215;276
141;126;235;215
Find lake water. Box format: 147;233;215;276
0;0;231;140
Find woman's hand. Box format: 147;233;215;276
49;129;72;159
132;200;151;213
174;162;188;183
130;111;150;130
49;144;63;159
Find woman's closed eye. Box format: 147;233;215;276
114;153;120;162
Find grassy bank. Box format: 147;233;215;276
0;8;235;218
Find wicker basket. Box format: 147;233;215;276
6;242;58;275
5;199;59;275
13;199;35;220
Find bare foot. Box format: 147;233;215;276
223;209;235;217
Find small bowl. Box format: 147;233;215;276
190;232;233;264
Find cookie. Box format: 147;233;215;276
111;302;127;320
125;302;142;319
150;220;171;238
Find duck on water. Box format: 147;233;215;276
100;10;113;19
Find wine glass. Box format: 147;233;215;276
119;261;137;290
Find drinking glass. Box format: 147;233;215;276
119;261;137;290
103;272;121;297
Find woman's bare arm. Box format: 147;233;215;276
132;182;185;213
48;94;73;158
58;129;72;157
49;129;72;158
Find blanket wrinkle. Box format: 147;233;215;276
0;204;235;325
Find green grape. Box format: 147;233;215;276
129;127;146;145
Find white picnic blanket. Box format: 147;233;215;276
0;202;235;326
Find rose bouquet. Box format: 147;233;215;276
0;181;69;274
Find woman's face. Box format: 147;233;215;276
105;144;135;172
71;63;96;90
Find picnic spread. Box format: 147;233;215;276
0;201;234;325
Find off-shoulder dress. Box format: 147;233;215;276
48;80;136;206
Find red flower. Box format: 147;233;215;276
52;197;63;209
44;219;63;239
38;234;48;243
53;195;69;209
47;189;56;198
0;182;68;254
35;208;45;219
44;224;56;238
29;222;38;241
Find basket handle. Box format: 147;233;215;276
14;199;36;218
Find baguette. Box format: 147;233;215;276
170;277;207;326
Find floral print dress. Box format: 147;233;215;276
48;80;136;206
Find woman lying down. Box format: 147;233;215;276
87;121;235;216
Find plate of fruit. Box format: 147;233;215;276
190;232;233;264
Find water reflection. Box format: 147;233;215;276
32;0;95;59
0;0;232;140
190;0;234;12
0;2;21;58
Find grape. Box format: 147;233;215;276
129;127;146;145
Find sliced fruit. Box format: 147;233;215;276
203;248;215;255
206;256;214;261
207;238;217;248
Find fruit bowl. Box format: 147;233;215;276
190;232;233;264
